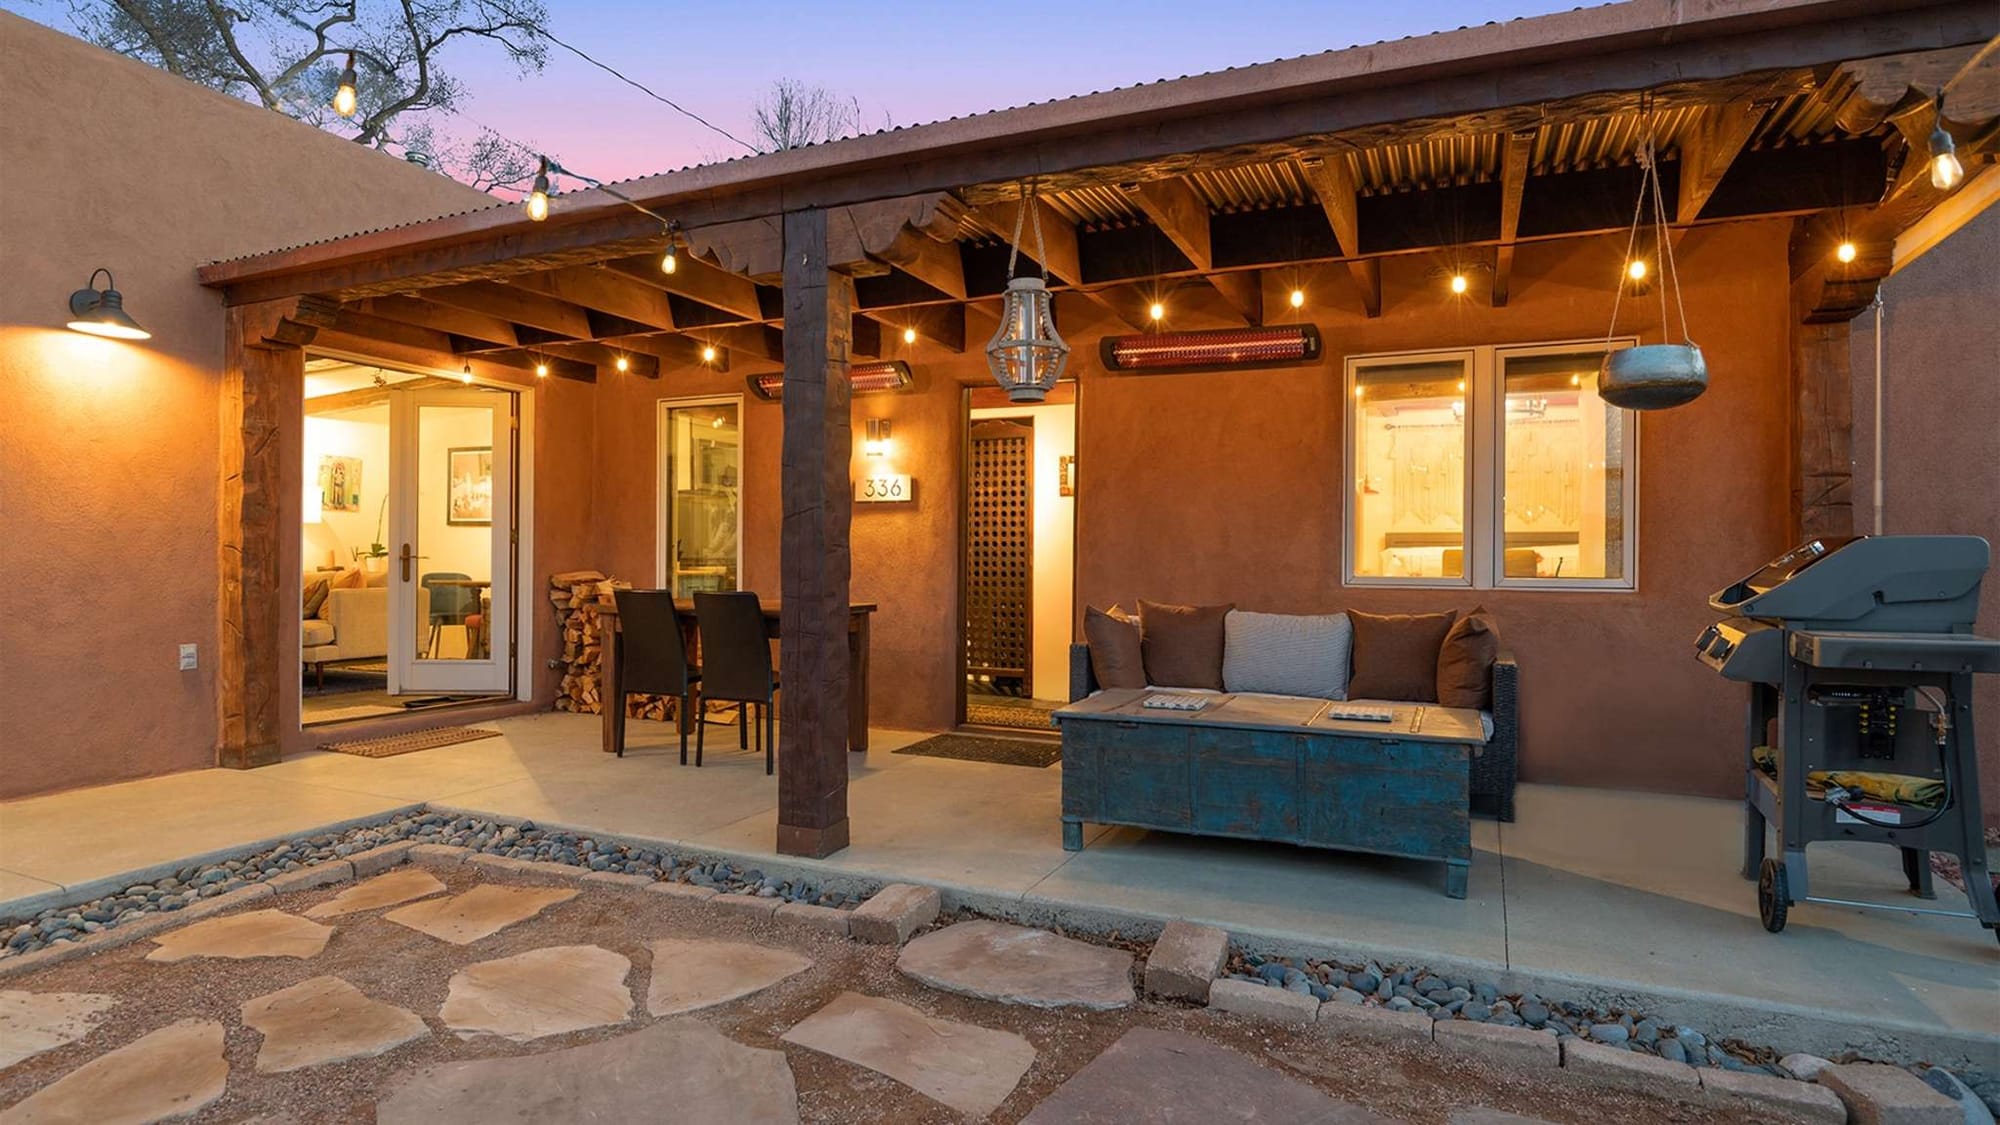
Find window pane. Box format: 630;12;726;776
1500;351;1630;581
664;403;740;596
1351;359;1468;578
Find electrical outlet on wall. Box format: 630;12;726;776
178;643;198;671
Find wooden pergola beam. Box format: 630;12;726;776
1492;131;1535;307
421;280;593;340
869;224;968;300
1297;153;1381;317
539;339;660;379
515;266;678;332
603;253;765;322
1677;101;1767;224
865;304;966;354
359;295;518;347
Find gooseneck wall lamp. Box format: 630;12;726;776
66;269;150;340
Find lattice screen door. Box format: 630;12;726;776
965;418;1034;684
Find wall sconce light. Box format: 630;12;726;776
864;418;892;457
65;269;151;340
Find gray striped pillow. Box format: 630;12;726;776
1221;611;1352;700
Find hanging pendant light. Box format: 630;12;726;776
985;180;1070;402
332;53;359;118
1599;133;1707;410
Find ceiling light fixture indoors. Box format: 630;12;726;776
64;268;150;340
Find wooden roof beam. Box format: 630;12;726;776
1297;153;1381;318
1677;101;1766;224
514;266;678;332
868;224;968;300
541;339;661;379
1492;130;1535;307
357;295;519;348
602;252;765;322
1122;178;1261;325
420;280;593;340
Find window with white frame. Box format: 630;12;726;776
1345;340;1636;590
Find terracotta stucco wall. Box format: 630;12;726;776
1850;203;2000;824
0;13;492;798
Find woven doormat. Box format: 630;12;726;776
964;699;1060;731
893;733;1062;769
323;726;502;759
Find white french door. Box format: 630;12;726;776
387;387;516;695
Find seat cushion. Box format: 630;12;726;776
1083;605;1146;690
301;618;336;647
1348;610;1457;703
1139;601;1233;692
1436;607;1500;709
1222;610;1352;700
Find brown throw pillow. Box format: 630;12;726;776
302;578;330;620
1139;600;1233;690
1348;610;1457;702
1436;607;1500;709
1083;605;1146;690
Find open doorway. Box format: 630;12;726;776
960;383;1076;734
299;358;519;725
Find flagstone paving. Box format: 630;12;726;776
645;937;813;1016
440;944;632;1042
303;866;446;919
782;990;1037;1118
376;1017;799;1125
143;909;332;963
0;1019;228;1125
897;919;1137;1009
242;975;428;1073
383;884;575;944
1020;1026;1395;1124
0;990;116;1071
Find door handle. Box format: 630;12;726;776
400;544;430;582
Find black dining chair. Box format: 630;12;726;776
611;589;699;763
421;572;475;657
693;591;778;775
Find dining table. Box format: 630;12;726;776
598;597;878;757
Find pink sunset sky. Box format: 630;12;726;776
8;1;1584;185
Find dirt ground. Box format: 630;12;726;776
0;866;1809;1124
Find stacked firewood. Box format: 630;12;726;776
547;570;678;722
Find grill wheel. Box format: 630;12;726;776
1758;858;1790;933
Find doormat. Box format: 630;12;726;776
964;699;1059;731
323;726;502;759
893;733;1062;769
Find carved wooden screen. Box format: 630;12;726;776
965;418;1033;683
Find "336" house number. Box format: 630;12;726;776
855;474;913;503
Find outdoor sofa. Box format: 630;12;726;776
1060;604;1518;897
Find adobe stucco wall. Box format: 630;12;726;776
1850;203;2000;824
0;13;491;798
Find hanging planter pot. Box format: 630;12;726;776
1601;342;1708;409
1599;132;1708;411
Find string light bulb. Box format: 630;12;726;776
1147;301;1165;321
525;158;551;222
1289;288;1305;309
614;354;630;373
700;344;718;364
1836;241;1858;264
1928;91;1964;190
902;326;918;345
534;359;549;379
1449;274;1469;295
1627;258;1649;282
460;363;473;385
660;221;680;274
332;53;359;118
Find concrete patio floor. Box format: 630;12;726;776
3;711;1995;1064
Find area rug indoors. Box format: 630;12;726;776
893;733;1062;769
322;726;503;759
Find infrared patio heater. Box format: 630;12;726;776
1697;535;2000;939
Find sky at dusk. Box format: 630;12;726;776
6;1;1585;185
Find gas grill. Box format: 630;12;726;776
1698;535;2000;939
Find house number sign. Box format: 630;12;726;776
855;474;914;503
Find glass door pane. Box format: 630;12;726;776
660;399;741;596
391;387;514;694
1349;357;1471;580
1499;348;1632;583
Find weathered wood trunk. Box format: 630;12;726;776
777;208;855;858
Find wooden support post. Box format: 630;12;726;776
777;208;854;859
218;300;327;769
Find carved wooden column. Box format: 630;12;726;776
217;298;331;769
777;208;855;858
